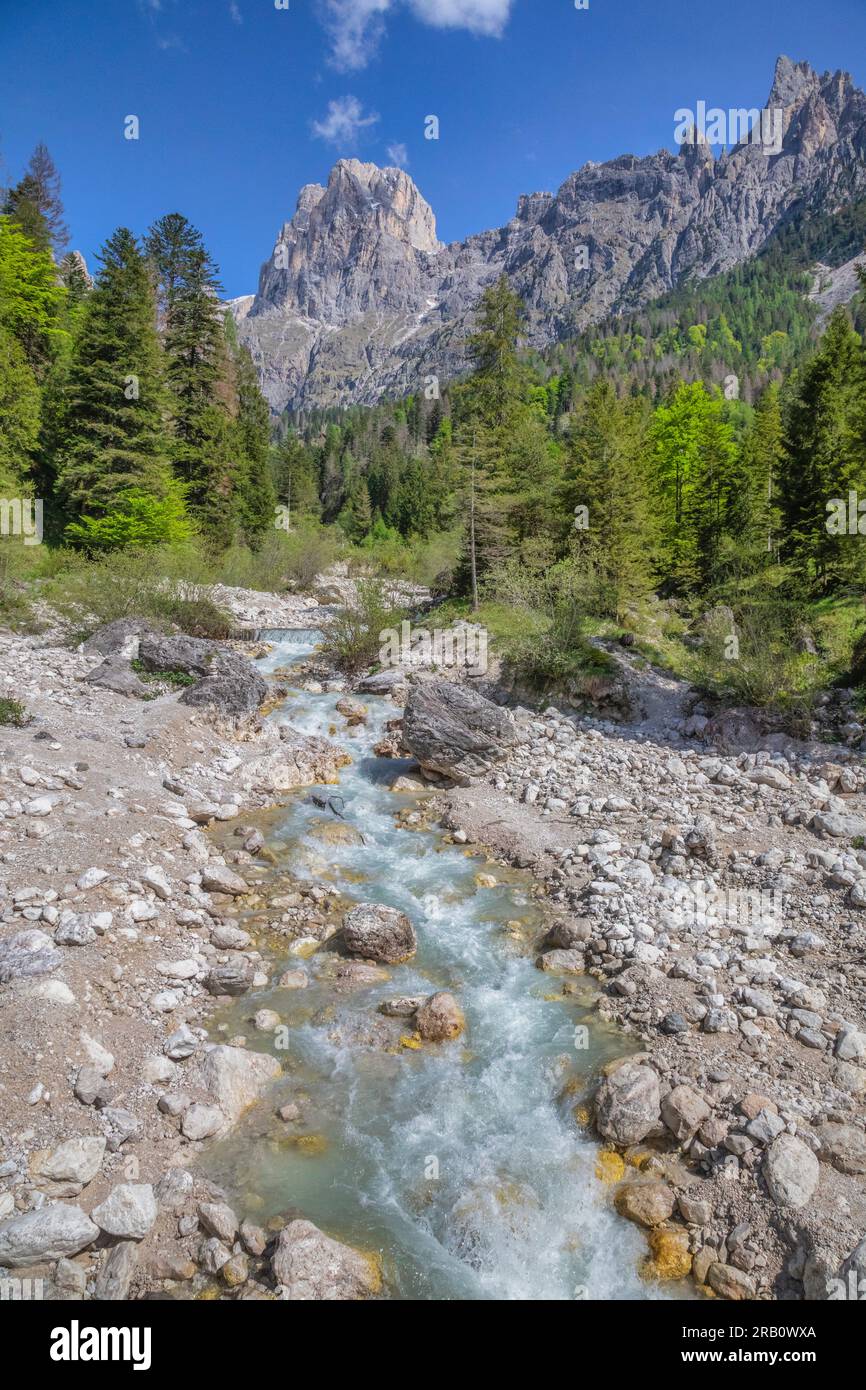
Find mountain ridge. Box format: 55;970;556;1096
234;56;866;415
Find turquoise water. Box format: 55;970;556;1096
205;630;672;1301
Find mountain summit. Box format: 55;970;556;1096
237;58;866;415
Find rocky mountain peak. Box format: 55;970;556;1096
236;55;866;415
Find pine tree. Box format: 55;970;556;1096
737;382;784;556
2;143;68;256
54;227;174;524
563;381;654;616
453;277;530;597
145;214;234;540
779;308;865;589
232;341;276;545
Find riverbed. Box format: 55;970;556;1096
204;630;676;1300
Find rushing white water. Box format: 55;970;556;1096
207;630;677;1301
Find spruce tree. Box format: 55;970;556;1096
146;214;235;541
563;381;654;616
55;227;173;522
2;143;68;256
779;309;865;589
232;342;276;545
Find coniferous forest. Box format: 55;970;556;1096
3;141;866;712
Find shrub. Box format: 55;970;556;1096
45;549;232;642
0;696;29;726
319;578;408;673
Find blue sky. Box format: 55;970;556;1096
1;0;864;298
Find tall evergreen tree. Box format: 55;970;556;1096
778;308;865;589
54;227;174;523
2;143;68;256
232;341;276;545
145;214;234;540
563;381;654;616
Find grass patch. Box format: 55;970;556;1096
130;661;197;688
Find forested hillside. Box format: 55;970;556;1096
2;143;866;711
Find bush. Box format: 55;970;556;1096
319;578;408;673
45;549;232;643
690;600;822;710
64;484;192;551
0;696;29;726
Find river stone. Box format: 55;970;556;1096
595;1063;661;1145
763;1133;820;1207
835;1027;866;1064
536;948;586;975
358;668;407;695
140;634;267;715
342;903;417;965
614;1180;676;1227
198;1201;239;1244
206;962;252;996
817;1122;866;1175
36;1136;106;1186
201;1045;282;1125
91;1183;158;1240
0;1204;99;1266
181;1103;225;1141
415;992;465;1042
200;864;250;897
708;1263;757;1300
402;680;517;785
271;1219;382;1300
94;1240;139;1300
0;928;62;983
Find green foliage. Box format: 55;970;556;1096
319;578;408;673
0;697;30;726
65;482;192;550
0;214;67;370
45;548;232;642
54;227;175;521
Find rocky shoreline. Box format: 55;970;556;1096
0;589;384;1300
398;668;866;1300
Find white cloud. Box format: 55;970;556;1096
407;0;512;36
229;1;242;23
386;142;410;167
312;96;381;147
322;0;513;71
324;0;391;72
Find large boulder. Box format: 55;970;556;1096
342;903;417;965
137;633;267;716
271;1220;382;1300
402;680;517;785
81;618;156;657
180;671;267;718
201;1045;282;1126
85;655;149;698
763;1133;820;1207
238;729;351;793
594;1062;661;1145
0;1204;99;1267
